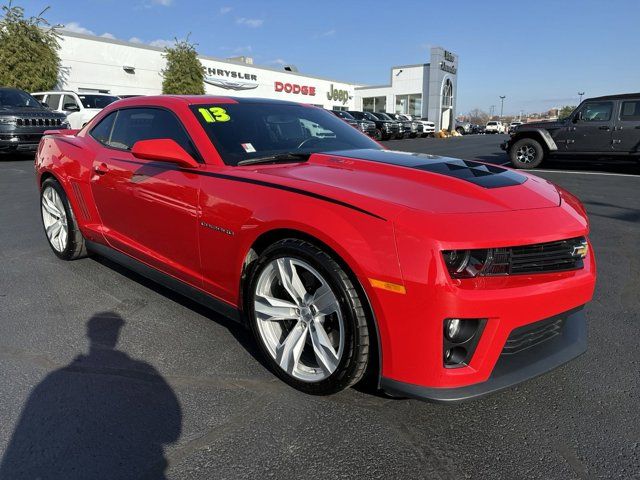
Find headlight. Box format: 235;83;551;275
0;117;17;125
442;249;505;278
61;120;70;128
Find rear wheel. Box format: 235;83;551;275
510;138;545;169
374;128;383;141
246;239;369;395
456;127;465;135
40;178;87;260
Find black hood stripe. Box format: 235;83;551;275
329;149;527;188
108;157;386;221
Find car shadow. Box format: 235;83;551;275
0;312;182;479
91;255;271;372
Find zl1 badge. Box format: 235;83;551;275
198;107;231;123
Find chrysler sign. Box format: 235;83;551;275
204;67;259;91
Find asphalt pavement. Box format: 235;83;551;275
0;136;638;479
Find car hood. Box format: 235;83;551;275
520;120;565;129
249;149;561;216
0;106;65;117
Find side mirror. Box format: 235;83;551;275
40;101;50;109
64;103;80;112
572;112;581;123
131;139;199;168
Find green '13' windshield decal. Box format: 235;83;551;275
198;107;231;123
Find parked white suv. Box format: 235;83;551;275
485;121;505;134
413;117;436;136
31;91;119;129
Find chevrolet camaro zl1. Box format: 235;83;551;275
35;96;596;401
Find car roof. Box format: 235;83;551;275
31;91;115;95
110;95;306;108
586;93;640;101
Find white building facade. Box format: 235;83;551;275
56;31;457;130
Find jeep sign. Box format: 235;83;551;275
327;84;349;105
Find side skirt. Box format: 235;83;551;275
86;240;243;324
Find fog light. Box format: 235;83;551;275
445;319;461;340
443;318;487;368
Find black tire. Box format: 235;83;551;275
246;239;370;395
509;138;545;169
40;177;87;260
374;128;383;141
456;127;465;135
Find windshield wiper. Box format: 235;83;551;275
237;152;312;166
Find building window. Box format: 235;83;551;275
408;94;422;116
395;95;408;114
332;106;348;111
362;96;386;112
442;79;453;108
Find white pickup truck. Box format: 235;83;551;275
31;91;119;129
485;120;506;134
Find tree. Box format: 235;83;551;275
161;37;205;95
0;2;60;91
559;105;577;119
468;108;489;126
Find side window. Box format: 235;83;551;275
44;94;61;110
62;95;80;111
580;102;613;122
89;111;117;145
32;94;44;102
107;108;198;158
620;101;640;121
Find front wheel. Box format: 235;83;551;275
510;138;545;169
246;239;370;395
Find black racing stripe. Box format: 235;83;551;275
330;149;527;189
108;157;386;221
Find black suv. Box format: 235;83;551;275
348;110;399;140
329;110;376;137
385;113;423;138
502;93;640;169
0;87;68;154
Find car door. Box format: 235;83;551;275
612;99;640;153
88;107;203;287
567;100;614;152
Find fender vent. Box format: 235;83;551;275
71;181;90;220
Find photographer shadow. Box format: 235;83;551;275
0;312;181;480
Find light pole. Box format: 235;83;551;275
499;96;506;119
578;91;585;103
489;105;495;117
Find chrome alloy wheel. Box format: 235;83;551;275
516;144;537;163
254;257;345;382
41;186;69;252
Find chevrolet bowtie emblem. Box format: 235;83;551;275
571;242;589;258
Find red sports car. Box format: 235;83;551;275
35;96;596;401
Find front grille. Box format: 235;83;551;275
16;118;62;127
483;237;587;276
502;315;565;355
0;133;43;142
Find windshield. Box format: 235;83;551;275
334;110;355;120
487;121;497;125
362;111;379;122
373;112;392;121
78;95;119;109
191;103;381;166
0;88;41;108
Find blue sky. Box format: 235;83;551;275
19;0;640;115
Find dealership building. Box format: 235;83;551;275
56;31;458;131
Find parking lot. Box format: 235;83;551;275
1;135;639;479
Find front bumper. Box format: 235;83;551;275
381;306;587;402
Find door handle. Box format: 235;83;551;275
598;126;611;131
94;163;109;175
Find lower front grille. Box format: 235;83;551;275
502;315;565;355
